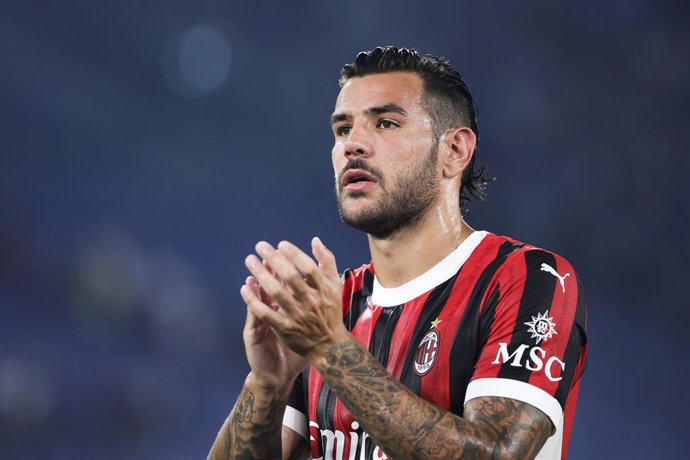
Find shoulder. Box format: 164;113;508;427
479;234;587;342
473;233;586;329
482;233;582;284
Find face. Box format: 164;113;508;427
331;72;440;239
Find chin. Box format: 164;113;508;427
339;206;395;238
339;198;376;220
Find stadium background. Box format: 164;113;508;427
1;1;688;458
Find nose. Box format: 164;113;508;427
343;126;373;159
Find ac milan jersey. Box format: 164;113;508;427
283;231;588;460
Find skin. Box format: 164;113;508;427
208;72;553;460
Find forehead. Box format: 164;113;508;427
334;72;425;113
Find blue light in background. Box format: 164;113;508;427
162;23;233;97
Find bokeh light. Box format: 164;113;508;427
162;23;233;97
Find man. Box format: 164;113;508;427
209;46;588;460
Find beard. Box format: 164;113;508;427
336;140;440;240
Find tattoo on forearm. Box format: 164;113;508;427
233;392;256;426
209;387;285;460
318;339;552;460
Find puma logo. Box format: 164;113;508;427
540;263;570;293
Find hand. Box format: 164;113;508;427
240;272;308;392
240;237;347;361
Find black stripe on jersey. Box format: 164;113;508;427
554;276;588;407
287;372;306;415
301;366;310;414
344;268;374;332
479;286;501;351
497;250;558;382
315;378;337;433
398;272;460;396
369;304;404;367
449;241;524;416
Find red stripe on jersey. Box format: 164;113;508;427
418;282;463;410
307;367;323;459
472;249;530;380
561;364;582;457
351;304;383;356
387;292;432;379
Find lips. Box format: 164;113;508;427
341;169;378;187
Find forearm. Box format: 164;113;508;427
313;337;499;460
208;374;289;460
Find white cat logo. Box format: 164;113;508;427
540;263;570;293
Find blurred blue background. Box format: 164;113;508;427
1;1;689;459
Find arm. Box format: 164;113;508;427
243;239;553;460
314;336;551;459
283;428;311;460
207;375;287;460
208;273;309;460
208;375;311;460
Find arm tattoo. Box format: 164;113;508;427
316;339;552;460
208;386;286;460
464;396;553;460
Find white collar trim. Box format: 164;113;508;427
371;231;488;307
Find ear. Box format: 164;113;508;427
441;127;476;179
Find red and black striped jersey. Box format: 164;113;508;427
283;231;588;460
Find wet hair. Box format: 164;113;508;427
340;46;490;207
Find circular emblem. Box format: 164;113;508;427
414;330;440;376
524;309;558;345
535;319;550;335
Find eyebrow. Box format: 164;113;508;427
330;103;408;125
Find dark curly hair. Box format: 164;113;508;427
340;46;490;207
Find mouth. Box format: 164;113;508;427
341;169;378;189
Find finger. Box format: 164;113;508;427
246;276;260;296
262;258;282;283
242;278;263;330
256;241;312;295
276;240;325;288
240;284;288;331
245;253;299;313
248;275;279;309
246;254;283;293
312;237;339;282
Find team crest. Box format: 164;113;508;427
524;310;558;345
414;329;440;376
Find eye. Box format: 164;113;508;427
335;125;351;136
377;119;399;129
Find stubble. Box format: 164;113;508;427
336;139;440;240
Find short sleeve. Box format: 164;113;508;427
466;248;588;429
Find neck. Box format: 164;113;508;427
367;201;473;288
